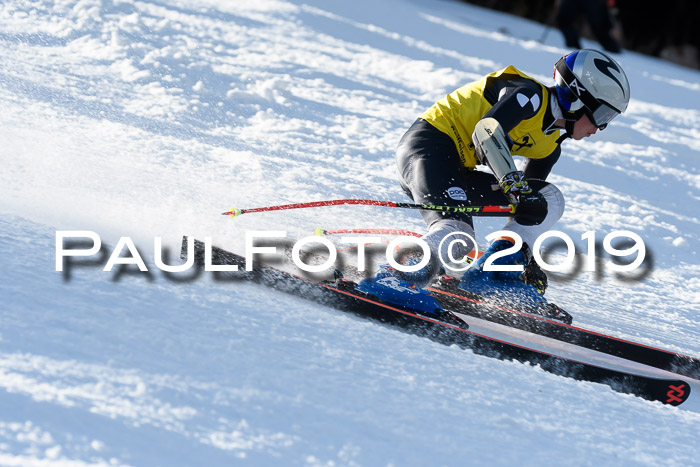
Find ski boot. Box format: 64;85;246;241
355;257;441;316
458;239;548;310
355;255;468;329
458;239;573;324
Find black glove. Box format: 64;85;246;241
515;191;548;225
499;171;547;225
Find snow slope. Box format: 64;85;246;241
0;0;699;464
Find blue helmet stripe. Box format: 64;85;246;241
555;84;573;111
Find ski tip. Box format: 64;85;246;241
662;380;691;406
314;227;326;236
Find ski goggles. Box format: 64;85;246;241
585;102;620;130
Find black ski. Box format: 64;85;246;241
182;237;691;406
283;247;700;380
427;277;700;380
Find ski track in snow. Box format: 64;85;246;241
0;0;699;464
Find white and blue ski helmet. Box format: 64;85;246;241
554;49;630;129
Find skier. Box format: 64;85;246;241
556;0;622;54
357;49;630;318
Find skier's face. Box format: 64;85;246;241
571;114;599;140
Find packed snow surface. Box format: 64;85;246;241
1;0;699;465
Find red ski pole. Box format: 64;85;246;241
315;228;423;237
222;199;515;218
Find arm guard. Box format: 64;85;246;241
472;117;516;180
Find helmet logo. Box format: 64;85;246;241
568;78;585;97
593;57;626;97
